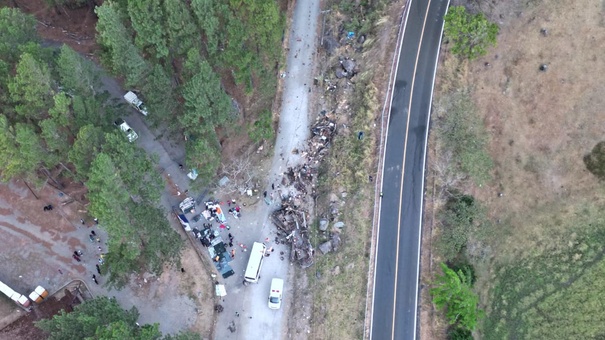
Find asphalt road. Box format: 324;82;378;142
370;0;448;339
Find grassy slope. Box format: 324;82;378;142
453;0;605;338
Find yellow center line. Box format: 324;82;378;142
391;0;433;338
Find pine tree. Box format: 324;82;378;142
8;53;53;120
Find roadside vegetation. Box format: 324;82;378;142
427;4;498;338
93;0;285;183
429;1;605;339
36;296;197;339
0;8;182;289
443;6;499;60
431;263;482;339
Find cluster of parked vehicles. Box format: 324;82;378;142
243;242;284;310
114;91;148;143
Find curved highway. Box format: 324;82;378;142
369;0;449;339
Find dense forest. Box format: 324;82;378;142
0;0;284;288
95;0;284;179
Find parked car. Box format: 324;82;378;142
114;118;138;142
123;91;148;116
268;278;284;310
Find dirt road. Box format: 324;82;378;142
212;0;321;338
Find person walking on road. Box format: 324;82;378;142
92;275;98;285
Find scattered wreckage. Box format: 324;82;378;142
270;116;338;267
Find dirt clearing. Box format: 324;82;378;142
460;0;605;263
9;0;99;56
0;178;215;337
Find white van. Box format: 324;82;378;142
268;278;284;310
244;242;266;283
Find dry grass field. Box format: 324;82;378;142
425;0;605;338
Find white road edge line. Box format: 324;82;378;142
368;1;413;339
412;1;449;340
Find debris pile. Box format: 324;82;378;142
270;116;338;267
270;203;314;268
305;116;337;169
334;57;358;79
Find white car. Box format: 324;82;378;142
114;118;138;142
124;91;148;116
268;278;284;310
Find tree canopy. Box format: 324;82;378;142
95;2;148;86
9;52;53;120
93;0;285;181
444;6;499;60
36;296;197;340
56;44;100;97
431;263;484;331
0;13;182;285
0;2;286;289
0;8;39;63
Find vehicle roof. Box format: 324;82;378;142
124;91;137;100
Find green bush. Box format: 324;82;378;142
444;6;499;60
438;194;483;260
584;141;605;180
431;263;484;331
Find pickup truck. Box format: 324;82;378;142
124;91;148;116
114;118;138;142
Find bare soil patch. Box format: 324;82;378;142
8;0;100;56
0;178;216;337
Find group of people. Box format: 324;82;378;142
228;206;241;219
88;230;100;243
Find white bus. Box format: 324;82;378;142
244;242;267;283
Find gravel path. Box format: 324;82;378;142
212;0;321;338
